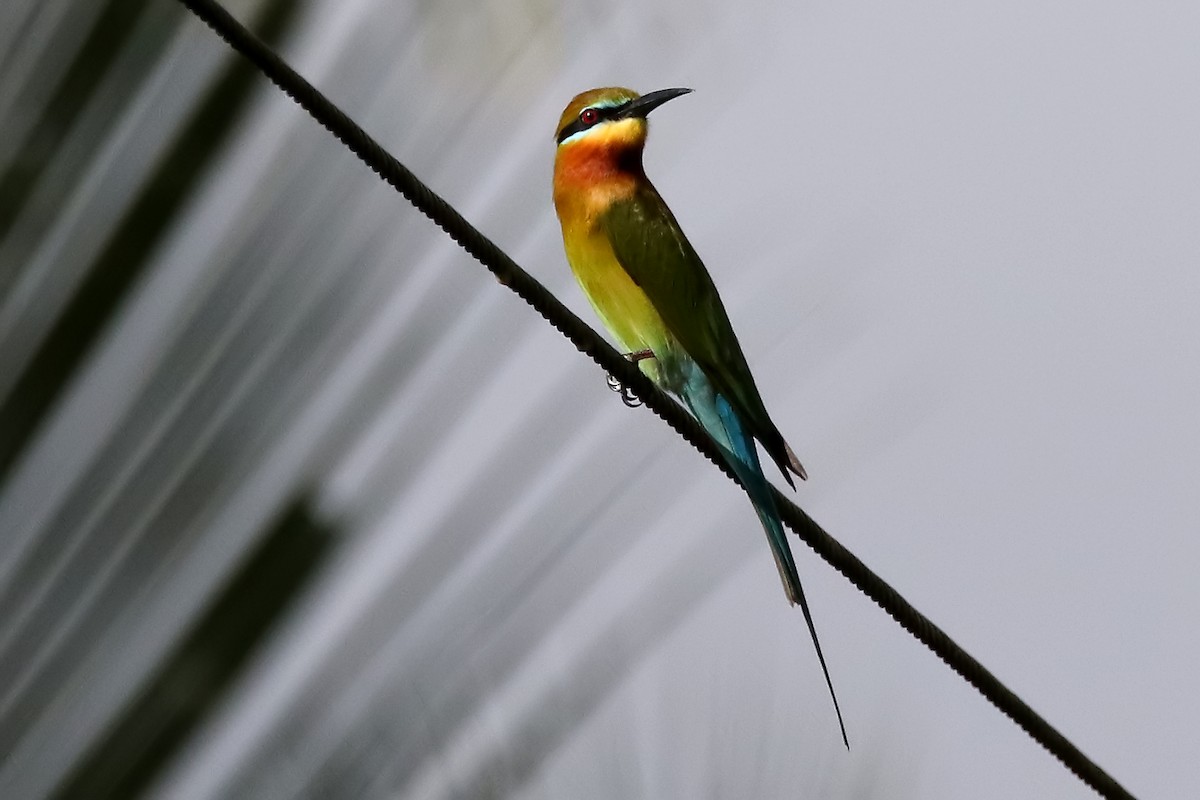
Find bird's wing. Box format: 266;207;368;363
601;183;802;483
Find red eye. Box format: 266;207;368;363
580;108;599;125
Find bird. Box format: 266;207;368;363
552;86;847;747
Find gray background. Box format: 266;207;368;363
0;0;1195;797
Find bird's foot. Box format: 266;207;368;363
606;349;655;407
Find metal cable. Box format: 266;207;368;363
171;1;1137;797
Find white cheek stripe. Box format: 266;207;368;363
557;118;640;147
559;127;597;146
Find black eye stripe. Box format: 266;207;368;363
555;101;632;144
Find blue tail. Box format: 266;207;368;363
681;368;849;748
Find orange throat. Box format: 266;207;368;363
553;131;645;226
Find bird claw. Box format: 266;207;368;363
612;382;644;407
606;349;655;407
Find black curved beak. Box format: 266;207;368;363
617;87;693;119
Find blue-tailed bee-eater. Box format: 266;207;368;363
552;86;847;746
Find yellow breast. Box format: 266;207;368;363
553;126;677;382
563;225;659;348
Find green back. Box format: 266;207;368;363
601;184;794;481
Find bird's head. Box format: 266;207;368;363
554;86;692;153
